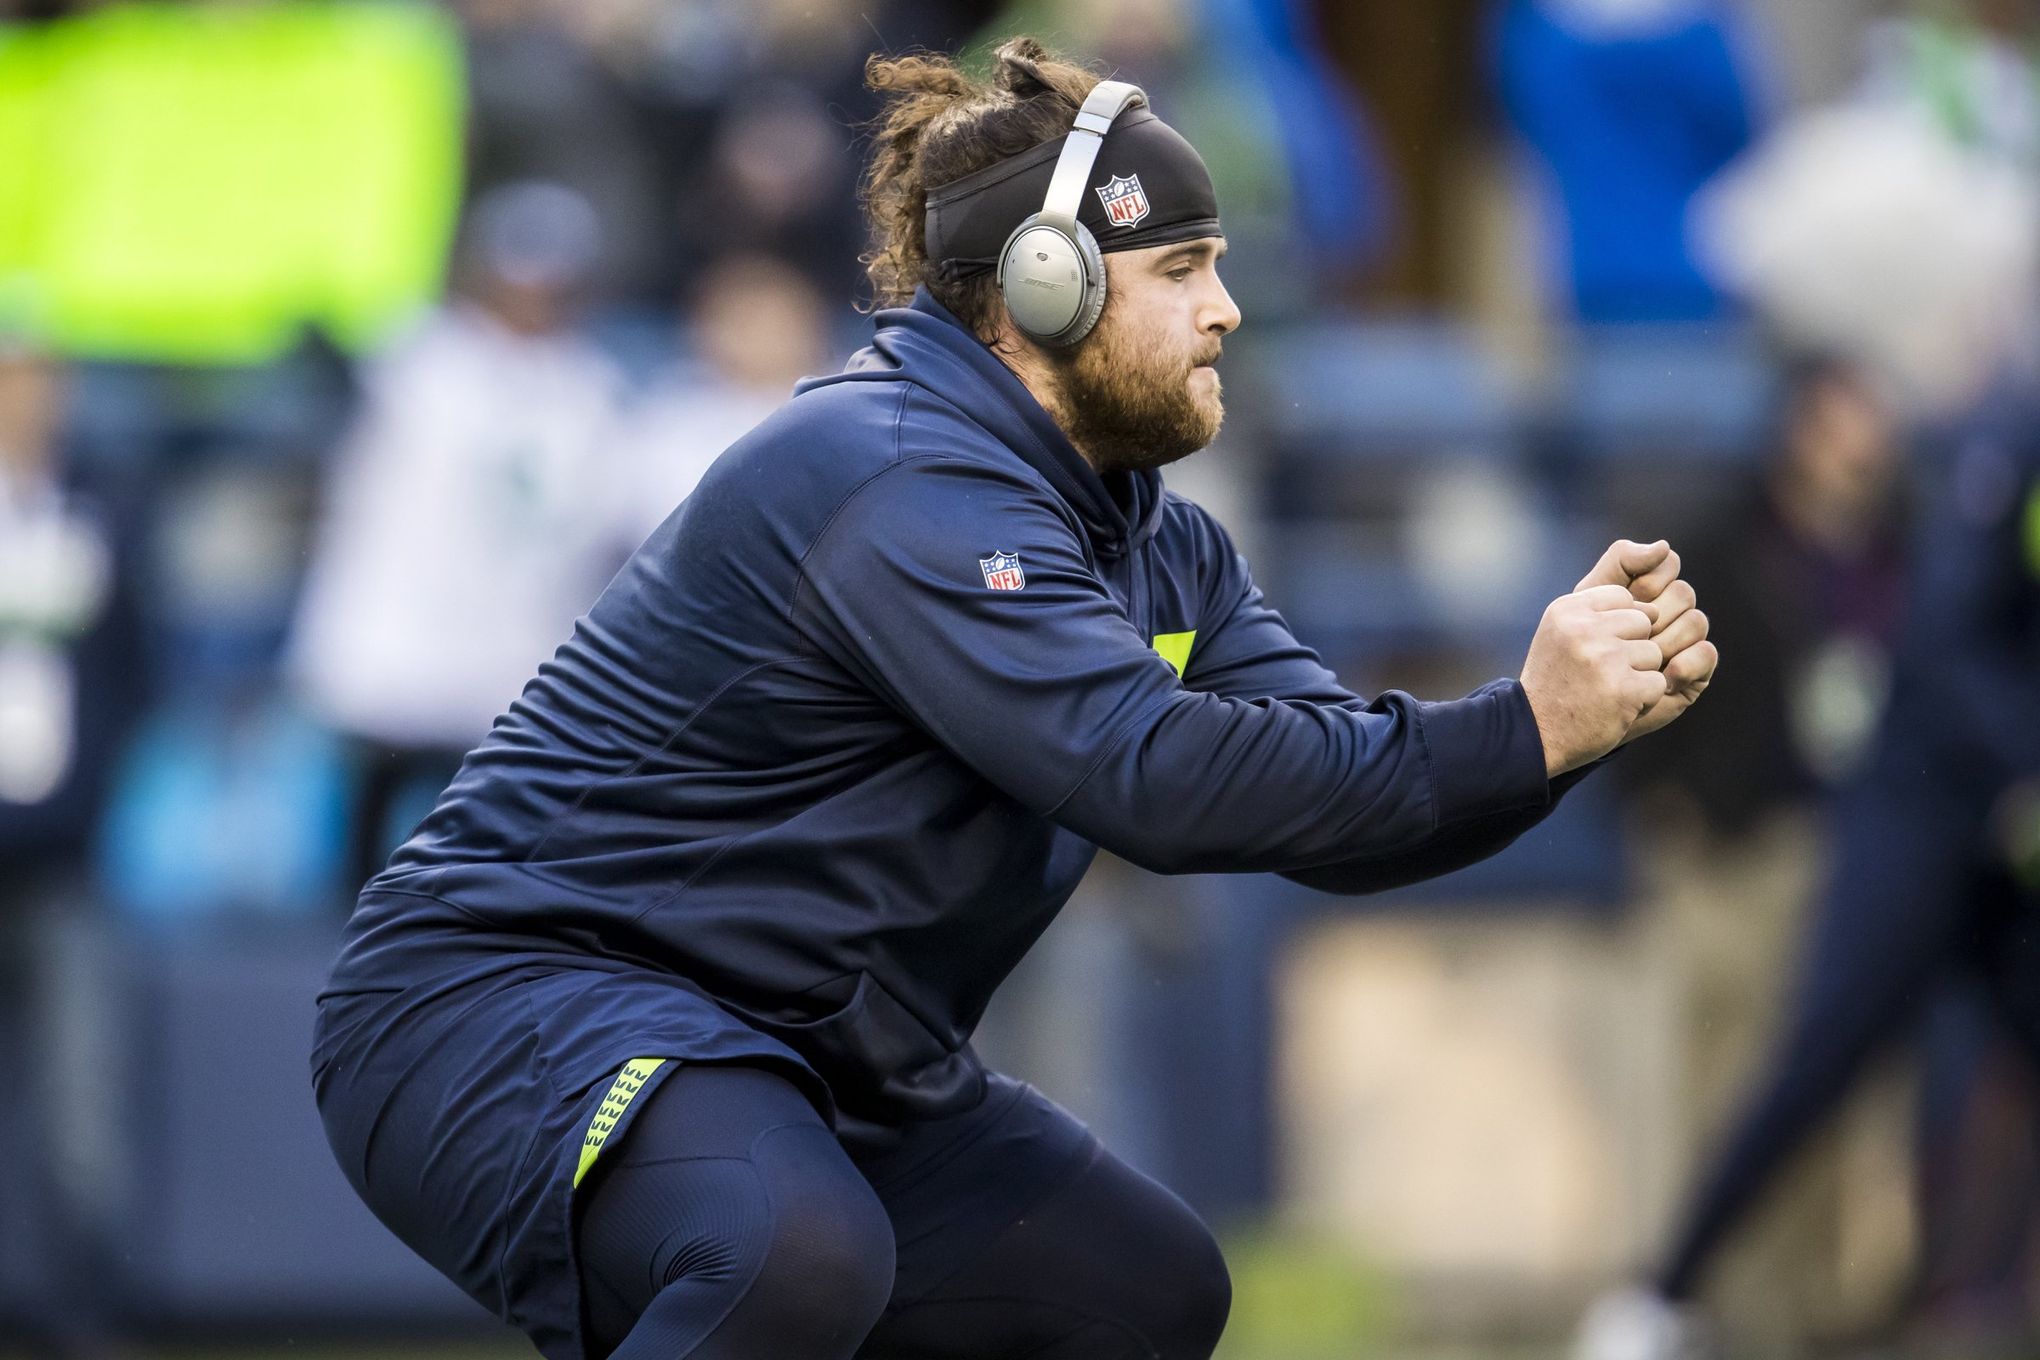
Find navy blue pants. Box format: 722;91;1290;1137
1657;765;2039;1301
574;1063;1232;1360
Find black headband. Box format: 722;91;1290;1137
924;108;1222;282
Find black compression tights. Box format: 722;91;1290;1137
576;1064;895;1360
575;1063;1231;1360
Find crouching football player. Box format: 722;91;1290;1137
311;37;1715;1360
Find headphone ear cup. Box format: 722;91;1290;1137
997;216;1107;349
1056;223;1108;349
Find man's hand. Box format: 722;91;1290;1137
1573;539;1718;747
1519;584;1669;777
1622;582;1716;744
1575;538;1681;600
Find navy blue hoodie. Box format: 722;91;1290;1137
323;289;1574;1123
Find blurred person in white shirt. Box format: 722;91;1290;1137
289;180;631;892
610;252;834;543
0;341;136;902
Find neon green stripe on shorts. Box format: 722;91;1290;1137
573;1057;669;1189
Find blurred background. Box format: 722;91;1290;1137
4;0;2040;1357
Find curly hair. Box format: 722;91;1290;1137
860;37;1103;342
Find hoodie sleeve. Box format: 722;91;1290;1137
1179;508;1597;894
791;457;1553;876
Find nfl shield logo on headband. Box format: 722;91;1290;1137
1095;174;1150;229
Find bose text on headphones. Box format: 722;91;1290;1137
994;80;1147;349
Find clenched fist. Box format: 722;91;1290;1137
1519;539;1718;775
1574;539;1717;748
1520;583;1669;777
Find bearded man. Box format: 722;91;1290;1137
311;37;1716;1360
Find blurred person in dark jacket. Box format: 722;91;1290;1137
1578;356;1905;1344
454;0;667;302
1581;374;2040;1358
508;0;1002;304
0;337;142;1350
1628;355;1906;833
0;341;140;905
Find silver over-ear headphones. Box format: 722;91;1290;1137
995;80;1147;349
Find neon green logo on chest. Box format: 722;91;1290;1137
1152;630;1196;677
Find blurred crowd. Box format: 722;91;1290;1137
4;0;2040;1355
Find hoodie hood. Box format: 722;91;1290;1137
796;288;1165;558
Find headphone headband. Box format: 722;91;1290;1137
1037;81;1147;230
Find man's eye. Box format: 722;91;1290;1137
1168;268;1193;281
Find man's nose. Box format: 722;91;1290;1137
1203;280;1241;337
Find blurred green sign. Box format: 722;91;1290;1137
0;1;464;363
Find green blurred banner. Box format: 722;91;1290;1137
0;1;464;364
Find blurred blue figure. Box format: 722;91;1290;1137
99;693;349;923
92;442;353;922
1199;0;1395;279
1495;0;1761;322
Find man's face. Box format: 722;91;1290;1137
1047;237;1240;474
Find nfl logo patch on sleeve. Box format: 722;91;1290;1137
980;551;1026;591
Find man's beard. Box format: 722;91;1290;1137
1048;314;1223;475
